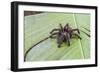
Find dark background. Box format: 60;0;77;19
24;11;42;16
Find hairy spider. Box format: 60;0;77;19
50;23;81;48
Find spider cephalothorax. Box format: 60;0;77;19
50;23;81;48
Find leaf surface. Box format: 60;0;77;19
24;12;90;61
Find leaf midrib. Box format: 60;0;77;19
73;14;85;59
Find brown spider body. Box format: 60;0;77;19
50;23;81;48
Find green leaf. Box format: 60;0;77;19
24;12;90;61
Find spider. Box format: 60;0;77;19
50;23;81;48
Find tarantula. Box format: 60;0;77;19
50;23;81;48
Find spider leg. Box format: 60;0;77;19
50;32;58;38
57;34;64;48
64;24;72;34
64;23;69;29
73;33;82;39
71;29;80;34
50;29;60;34
59;23;63;32
65;33;70;46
